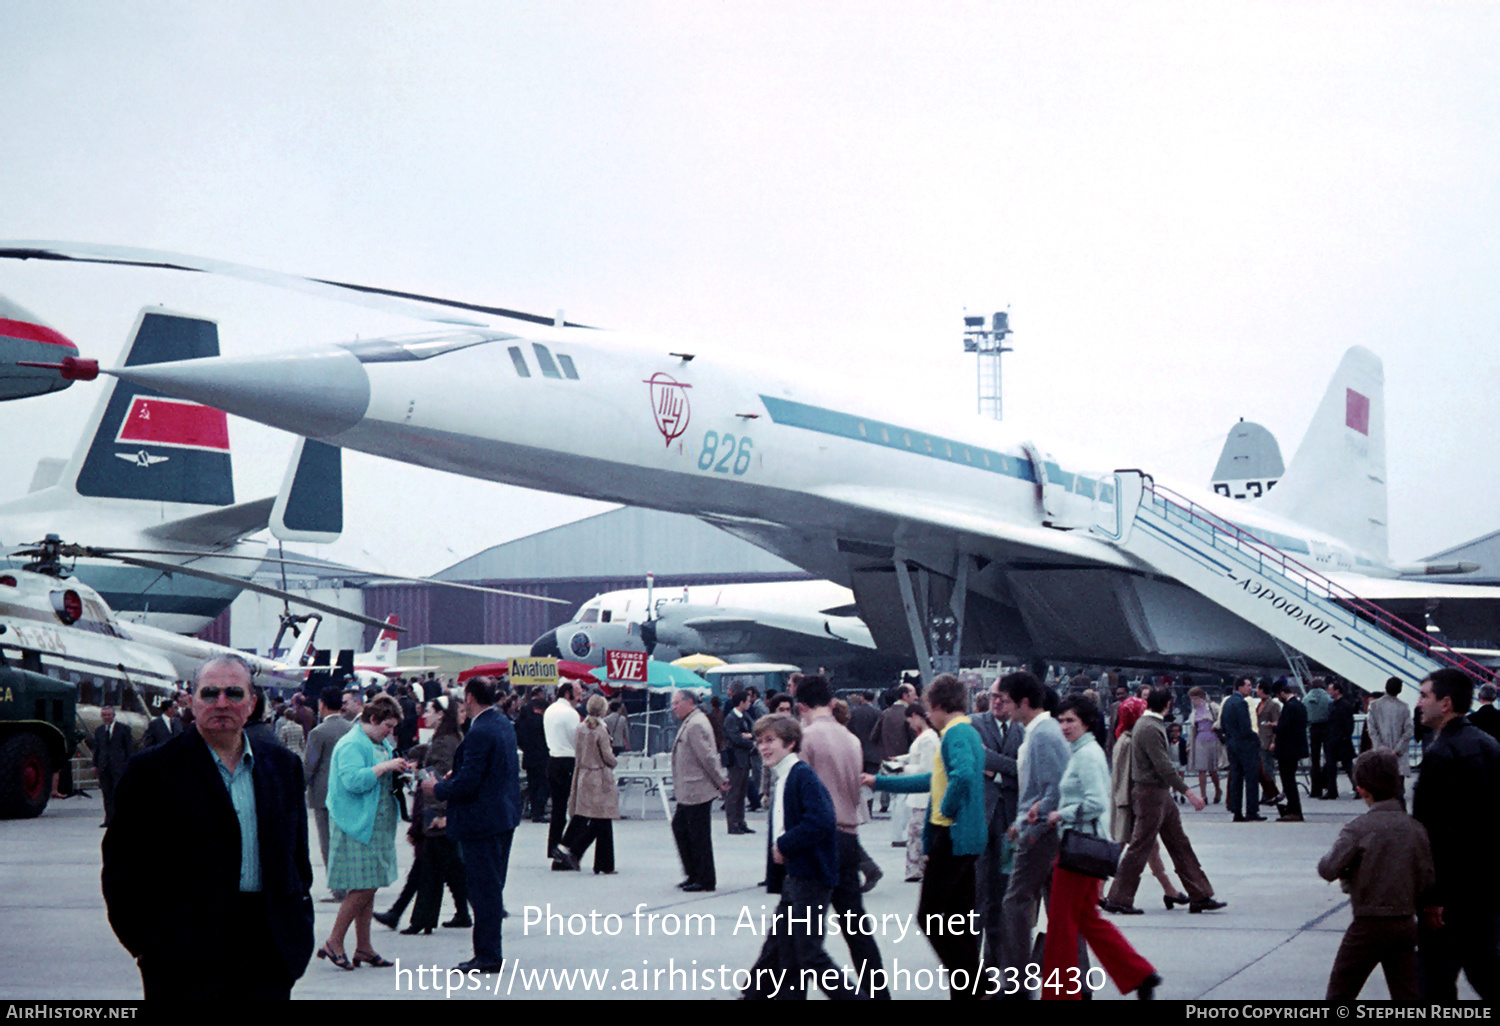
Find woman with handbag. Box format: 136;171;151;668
320;695;410;970
1037;695;1161;1000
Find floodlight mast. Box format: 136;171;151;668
962;310;1013;420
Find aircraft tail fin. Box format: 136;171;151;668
1259;346;1387;560
365;616;400;668
63;307;234;507
270;437;343;543
1210;421;1284;501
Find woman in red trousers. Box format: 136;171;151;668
1037;695;1162;1000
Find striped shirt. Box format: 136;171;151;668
210;735;261;893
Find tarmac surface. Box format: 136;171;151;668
0;783;1483;1003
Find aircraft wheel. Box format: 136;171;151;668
0;734;50;819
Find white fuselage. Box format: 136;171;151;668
322;330;1384;583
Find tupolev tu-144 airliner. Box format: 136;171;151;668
4;241;1497;691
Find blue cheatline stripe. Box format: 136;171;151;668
758;394;1035;481
756;394;1122;505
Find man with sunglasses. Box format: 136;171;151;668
103;655;315;1000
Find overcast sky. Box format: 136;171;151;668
2;0;1496;578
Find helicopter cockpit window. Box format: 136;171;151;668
580;606;599;623
120;684;148;715
557;354;580;380
508;346;532;377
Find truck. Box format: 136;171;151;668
0;662;81;818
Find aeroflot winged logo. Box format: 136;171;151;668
114;396;231;455
644;372;692;447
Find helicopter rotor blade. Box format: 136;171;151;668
65;549;403;633
78;546;570;605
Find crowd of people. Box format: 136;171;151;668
94;656;1500;1002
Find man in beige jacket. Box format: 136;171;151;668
671;690;726;892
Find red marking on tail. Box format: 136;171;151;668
116;396;230;452
1345;389;1369;436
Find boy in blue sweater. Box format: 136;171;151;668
741;714;865;1000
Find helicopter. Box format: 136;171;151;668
0;533;419;755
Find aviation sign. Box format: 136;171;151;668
510;657;559;687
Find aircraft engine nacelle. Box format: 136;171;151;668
0;296;96;401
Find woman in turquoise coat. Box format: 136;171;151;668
1040;695;1159;1000
318;694;410;970
864;674;985;999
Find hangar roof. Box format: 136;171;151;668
1424;528;1500;585
432;505;806;583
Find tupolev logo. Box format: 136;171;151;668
116;450;169;468
644;372;692;447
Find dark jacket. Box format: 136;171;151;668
93;722;133;773
141;715;180;750
973;710;1022;828
869;701;915;762
1327;697;1356;757
1413;717;1500;909
1274;696;1309;762
722;708;755;769
765;758;839;893
1221;692;1258;755
1318;797;1434;917
515;708;549;772
434;706;521;841
101;728;315;985
1468;704;1500;744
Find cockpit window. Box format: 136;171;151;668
580;606;598;623
508;346;532;377
557;354;580;380
532;343;562;379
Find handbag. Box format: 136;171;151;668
1057;816;1122;879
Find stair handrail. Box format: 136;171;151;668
1139;479;1497;685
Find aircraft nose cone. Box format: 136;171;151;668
530;629;561;659
107;345;371;438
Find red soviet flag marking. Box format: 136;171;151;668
115;397;230;452
1345;389;1369;436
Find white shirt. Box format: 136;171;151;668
770;752;801;840
543;699;581;758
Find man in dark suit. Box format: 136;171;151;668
1413;668;1500;1002
92;705;132;827
1324;681;1357;799
141;701;181;750
302;685;353;901
102;655;315;1000
424;675;520;973
974;677;1023;975
722;689;756;834
1468;683;1500;743
1272;681;1308;821
846;691;882;777
1222;677;1264;821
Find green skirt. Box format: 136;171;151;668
327;789;399;891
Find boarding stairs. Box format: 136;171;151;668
1092;471;1496;696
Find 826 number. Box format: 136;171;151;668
697;431;753;475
